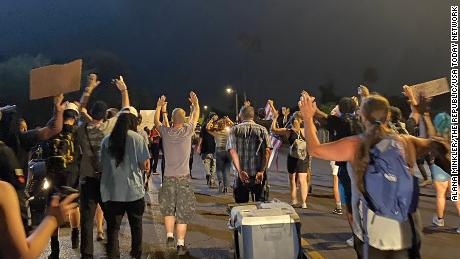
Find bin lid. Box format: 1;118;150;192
235;208;299;227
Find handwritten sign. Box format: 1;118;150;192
411;78;449;100
30;59;82;100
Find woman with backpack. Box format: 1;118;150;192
298;91;450;259
271;106;310;209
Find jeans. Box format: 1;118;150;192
103;198;145;259
80;176;103;258
215;150;231;187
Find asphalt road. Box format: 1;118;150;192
39;148;460;259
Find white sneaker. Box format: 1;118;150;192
290;200;298;206
457;227;460;234
346;236;354;247
301;203;308;209
432;215;445;227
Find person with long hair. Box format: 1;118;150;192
298;91;449;259
77;74;131;258
100;107;150;259
206;116;234;193
271;105;310;209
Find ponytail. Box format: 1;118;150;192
352;121;386;193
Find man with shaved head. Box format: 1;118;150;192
154;92;200;256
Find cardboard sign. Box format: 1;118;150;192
411;77;449;100
30;59;83;100
138;110;155;131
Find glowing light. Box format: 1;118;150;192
43;178;50;190
226;88;233;94
203;105;208;110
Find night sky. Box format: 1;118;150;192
0;0;454;124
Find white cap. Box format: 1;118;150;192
64;102;80;116
119;106;138;117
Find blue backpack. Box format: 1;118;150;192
360;137;419;258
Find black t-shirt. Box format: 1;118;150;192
0;141;24;189
327;115;363;166
17;130;40;179
199;125;216;154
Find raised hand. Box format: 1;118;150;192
298;91;317;120
161;101;168;112
358;85;369;98
113;76;128;92
86;73;101;91
157;95;166;108
402;85;417;106
272;109;279;119
189;91;199;107
54;94;65;112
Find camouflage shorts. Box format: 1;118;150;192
159;176;196;224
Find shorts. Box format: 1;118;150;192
159;176;196;224
330;161;339;176
431;165;451;182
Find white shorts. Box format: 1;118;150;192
330;161;339;176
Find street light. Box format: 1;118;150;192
203;105;208;110
225;86;238;121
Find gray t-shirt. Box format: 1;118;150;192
160;123;195;177
100;130;150;202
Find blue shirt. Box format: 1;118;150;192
100;130;150;202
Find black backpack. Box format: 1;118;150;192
44;131;76;174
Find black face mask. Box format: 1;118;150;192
63;123;74;133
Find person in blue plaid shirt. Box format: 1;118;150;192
227;105;272;203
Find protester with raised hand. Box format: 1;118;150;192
403;85;433;187
76;74;135;258
0;94;65;233
0;180;78;259
270;103;310;209
196;112;217;186
298;91;449;259
404;89;457;233
206;115;234;193
155;92;199;256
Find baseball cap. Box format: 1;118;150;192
119;106;138;117
64;102;80;115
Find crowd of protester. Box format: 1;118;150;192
0;71;455;259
